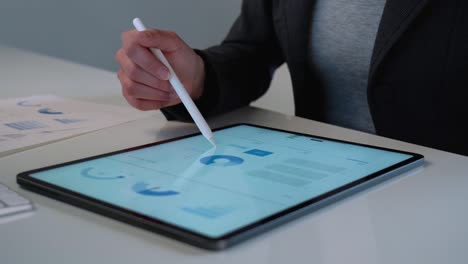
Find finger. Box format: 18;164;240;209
121;30;138;44
136;29;183;52
123;43;171;80
118;70;172;101
117;52;173;93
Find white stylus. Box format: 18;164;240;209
132;17;215;146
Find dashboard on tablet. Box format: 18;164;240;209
26;124;416;238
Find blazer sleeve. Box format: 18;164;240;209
162;0;285;121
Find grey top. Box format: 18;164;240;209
309;0;386;133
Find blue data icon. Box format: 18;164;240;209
38;108;63;115
132;182;179;196
244;149;273;157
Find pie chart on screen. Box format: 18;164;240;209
200;155;244;167
80;167;125;180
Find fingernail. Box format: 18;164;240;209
158;68;170;80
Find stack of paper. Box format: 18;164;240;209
0;95;149;157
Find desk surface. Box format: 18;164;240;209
1;46;468;263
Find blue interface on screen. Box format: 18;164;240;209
30;125;411;238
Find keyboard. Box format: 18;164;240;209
0;182;34;217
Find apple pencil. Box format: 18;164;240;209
132;17;216;146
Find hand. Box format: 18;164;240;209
115;29;205;110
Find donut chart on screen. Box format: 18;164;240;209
80;167;125;180
200;155;244;167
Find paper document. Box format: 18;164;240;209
0;95;149;157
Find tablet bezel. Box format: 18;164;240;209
17;123;424;250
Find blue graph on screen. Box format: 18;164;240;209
181;206;234;219
200;155;244;167
38;108;63;115
80;167;125;180
132;182;179;196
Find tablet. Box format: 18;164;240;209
17;124;423;250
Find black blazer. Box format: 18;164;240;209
163;0;468;156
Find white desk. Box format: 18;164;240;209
1;46;468;263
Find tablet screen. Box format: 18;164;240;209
29;124;413;238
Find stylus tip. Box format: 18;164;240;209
208;137;216;147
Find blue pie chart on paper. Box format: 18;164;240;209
38;108;64;115
80;167;125;180
132;182;179;196
200;155;244;167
